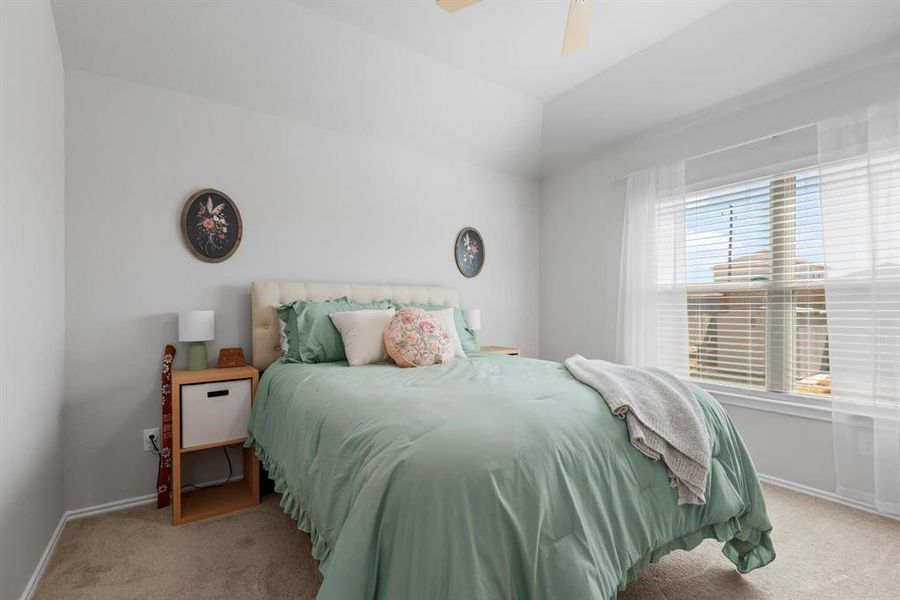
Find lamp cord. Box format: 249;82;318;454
149;434;239;491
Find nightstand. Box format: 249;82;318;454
171;365;260;525
480;345;520;356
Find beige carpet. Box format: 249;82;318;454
35;484;899;599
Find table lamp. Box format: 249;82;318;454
464;308;481;342
178;310;215;370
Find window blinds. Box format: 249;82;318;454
671;168;832;396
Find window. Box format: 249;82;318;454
683;169;830;398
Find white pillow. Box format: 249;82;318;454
278;318;289;353
329;309;396;366
427;307;465;358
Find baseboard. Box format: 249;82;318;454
65;474;245;522
66;492;156;522
18;510;66;600
758;473;900;521
19;476;248;599
19;491;156;600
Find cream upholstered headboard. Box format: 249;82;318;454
250;281;461;370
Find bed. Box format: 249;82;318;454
247;281;775;599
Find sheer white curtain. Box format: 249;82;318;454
818;102;900;516
617;162;689;377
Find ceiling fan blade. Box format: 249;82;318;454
562;0;592;56
436;0;482;13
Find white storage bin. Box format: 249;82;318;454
181;378;252;448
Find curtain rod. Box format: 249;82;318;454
611;121;818;183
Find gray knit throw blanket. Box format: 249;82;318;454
564;355;710;505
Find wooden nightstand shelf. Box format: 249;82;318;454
171;365;260;525
480;345;520;356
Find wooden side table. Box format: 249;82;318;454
480;345;520;356
171;365;260;525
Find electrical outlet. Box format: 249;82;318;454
859;431;874;458
143;427;160;452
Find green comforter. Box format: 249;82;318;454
247;353;774;599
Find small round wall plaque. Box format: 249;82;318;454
181;189;243;263
455;227;484;278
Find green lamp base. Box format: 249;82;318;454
186;342;208;371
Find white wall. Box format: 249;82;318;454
51;0;543;178
64;69;540;511
539;53;899;496
0;2;67;598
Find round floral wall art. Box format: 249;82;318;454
455;227;484;278
180;189;243;263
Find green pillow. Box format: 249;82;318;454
392;303;478;354
453;307;479;353
276;303;296;353
279;297;392;363
276;299;342;360
275;300;324;362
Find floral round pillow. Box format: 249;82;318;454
384;307;455;368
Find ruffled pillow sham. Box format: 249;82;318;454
277;297;392;363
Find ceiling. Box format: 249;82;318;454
299;0;728;101
540;0;900;172
51;0;545;177
51;1;900;178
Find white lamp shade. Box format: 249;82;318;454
464;308;481;331
178;310;215;342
